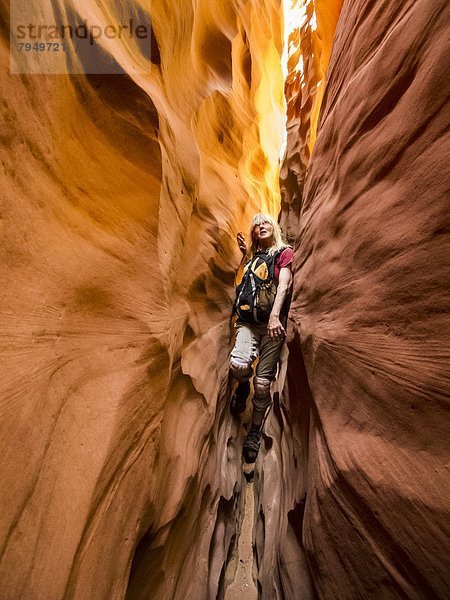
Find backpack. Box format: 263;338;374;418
234;250;281;324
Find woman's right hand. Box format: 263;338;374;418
237;232;247;255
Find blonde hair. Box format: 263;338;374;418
248;213;288;257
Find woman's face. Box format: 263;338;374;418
253;220;274;245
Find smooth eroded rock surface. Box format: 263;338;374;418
0;0;286;598
287;0;450;598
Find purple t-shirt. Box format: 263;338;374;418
274;247;294;281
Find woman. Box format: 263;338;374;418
229;214;293;463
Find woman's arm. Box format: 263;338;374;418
268;265;292;337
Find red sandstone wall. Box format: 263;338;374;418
287;0;450;597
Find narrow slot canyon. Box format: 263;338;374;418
0;1;449;599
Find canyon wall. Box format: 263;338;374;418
281;0;450;598
0;0;286;598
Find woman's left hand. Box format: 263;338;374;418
268;314;285;338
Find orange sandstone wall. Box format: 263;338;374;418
280;0;343;243
0;1;286;599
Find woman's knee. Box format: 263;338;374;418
252;376;272;410
229;357;253;381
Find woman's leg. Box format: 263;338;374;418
251;332;284;426
229;323;260;415
242;330;284;462
229;322;259;380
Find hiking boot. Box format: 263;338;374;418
230;380;250;417
243;424;262;463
